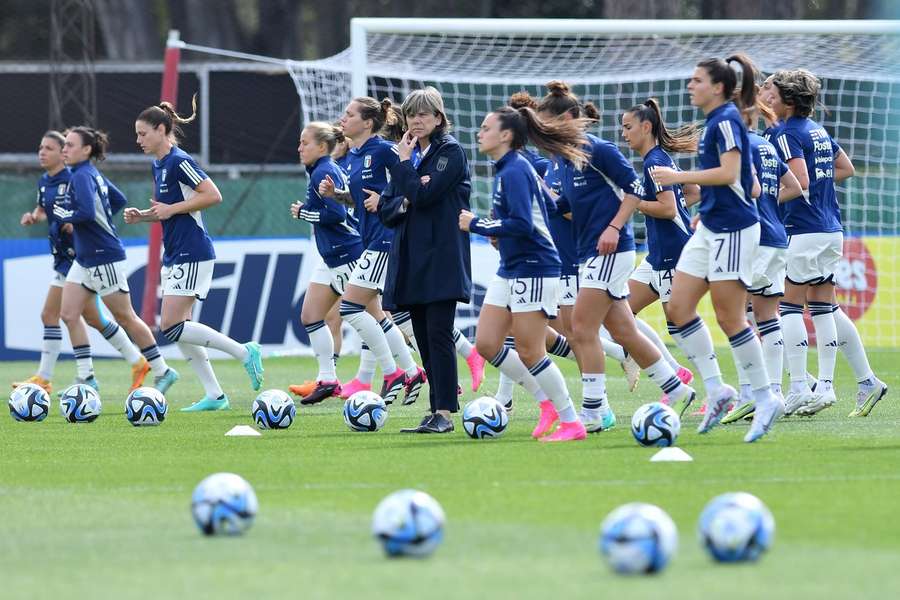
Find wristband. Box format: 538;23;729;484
607;224;621;233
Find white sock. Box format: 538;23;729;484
140;344;169;377
99;321;142;365
487;346;542;399
581;373;608;413
177;342;223;398
547;333;576;361
666;320;684;348
745;301;757;330
635;317;679;370
808;302;837;387
528;356;577;422
339;301;397;375
728;327;771;390
166;321;248;361
779;303;809;388
38;325;63;381
356;345;376;384
495;372;515;405
757;318;784;388
599;326;626;362
674;317;722;394
391;311;419;353
72;344;93;379
644;357;689;402
305;320;337;381
453;328;474;358
381;318;418;376
832;305;874;383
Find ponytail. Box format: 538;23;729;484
351;96;405;142
726;53;759;111
137;93;198;143
493;106;589;170
627;98;699;153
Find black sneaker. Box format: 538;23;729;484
400;414;434;433
421;412;454;434
402;368;427;406
300;380;341;405
502;399;513;413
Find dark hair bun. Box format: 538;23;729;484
545;80;571;96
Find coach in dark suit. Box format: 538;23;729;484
379;86;472;434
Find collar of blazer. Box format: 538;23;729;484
414;133;456;171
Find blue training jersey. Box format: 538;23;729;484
298;155;363;268
152;146;216;266
696;102;758;233
641;146;692;270
542;156;578;277
469;150;560;278
558;133;642;262
53;160;126;267
38;168;76;275
774;116;843;235
749;132;789;248
520;147;551;178
344;135;398;252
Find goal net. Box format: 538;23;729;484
288;19;900;348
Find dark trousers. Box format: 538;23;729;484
409;300;459;413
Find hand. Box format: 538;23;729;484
458;209;476;232
20;212;35;226
290;201;302;219
651;166;680;187
397;131;416;162
596;225;619;255
318;175;336;198
149;200;177;221
123;207;143;224
489;236;499;250
362;189;380;213
690;214;700;231
420;175;431;186
61;223;73;234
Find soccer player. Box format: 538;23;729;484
290;122;364;405
768;69;887;417
321;97;426;405
13;131;149;393
459;105;587;442
537;81;697;433
127;98;264;411
721;98;803;423
652;54;784;442
54;126;178;394
620;99;699;415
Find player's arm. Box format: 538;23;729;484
683;183;701;207
105;178;128;214
778;168;803;204
654;120;744;188
639;189;677;219
833;149;855;182
53;175;95;223
462;171;532;237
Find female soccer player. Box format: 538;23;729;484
55;126;178;394
127;99;264;411
620;99;699;414
768;69;887;417
322;97;426;405
537;82;696;433
14;131;149;393
460;105;588;442
652;54;783;442
290;122;364;405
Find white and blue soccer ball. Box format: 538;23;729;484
599;502;678;575
343;391;387;432
631;402;680;447
9;383;51;422
372;489;445;558
191;472;258;536
698;492;775;562
125;386;168;426
462;396;509;439
59;384;101;423
252;389;296;429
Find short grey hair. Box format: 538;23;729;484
401;86;451;134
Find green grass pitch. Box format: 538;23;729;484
2;350;899;599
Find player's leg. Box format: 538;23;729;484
835;296;888;416
13;283;63;392
82;293;149;391
569;286;614;432
298;281;341;404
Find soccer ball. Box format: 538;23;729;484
9;383;51;422
252;389;296;429
125;386;167;426
599;502;678;575
343;391;387;432
462;396;509;439
631;402;680;447
59;384;101;423
191;472;258;536
698;492;775;562
372;489;445;558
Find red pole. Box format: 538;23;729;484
141;30;182;327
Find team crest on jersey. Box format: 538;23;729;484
57;184;66;195
436;157;448;172
364;155;372;168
